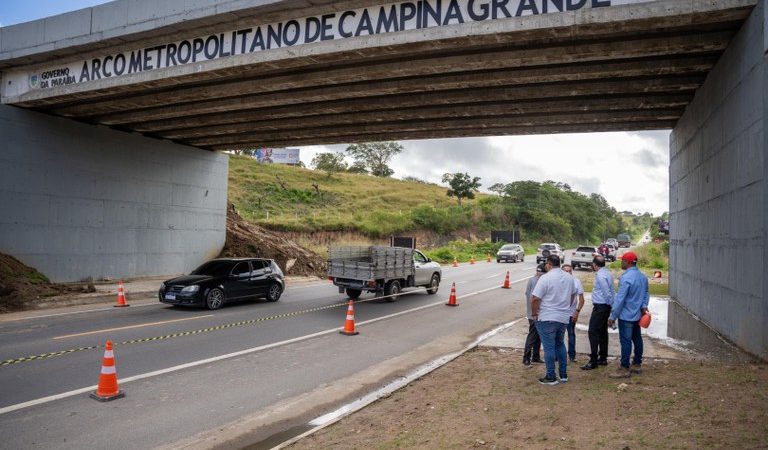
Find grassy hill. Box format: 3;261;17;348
228;155;654;261
228;155;471;237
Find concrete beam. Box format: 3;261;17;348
43;30;731;117
94;75;704;126
190;109;683;147
46;35;725;117
139;92;694;134
212;120;677;149
156;96;692;139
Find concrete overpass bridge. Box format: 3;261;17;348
0;0;766;358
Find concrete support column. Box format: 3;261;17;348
669;1;767;360
0;105;228;282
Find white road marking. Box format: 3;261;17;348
0;302;158;323
0;276;532;416
53;315;215;340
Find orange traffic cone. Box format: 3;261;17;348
90;340;125;402
453;257;458;267
340;300;359;336
487;253;491;263
445;282;458;307
502;271;511;289
470;257;476;265
114;280;129;307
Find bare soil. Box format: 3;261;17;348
222;203;326;277
0;253;90;313
289;348;768;449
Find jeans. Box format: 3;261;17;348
618;319;643;368
588;304;612;363
535;320;568;379
567;318;576;361
523;319;541;362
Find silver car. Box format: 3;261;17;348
496;244;525;263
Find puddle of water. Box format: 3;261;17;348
576;297;669;339
645;296;668;339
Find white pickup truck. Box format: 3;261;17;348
327;246;442;300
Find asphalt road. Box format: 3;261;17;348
0;260;535;449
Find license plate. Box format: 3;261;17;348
164;293;176;300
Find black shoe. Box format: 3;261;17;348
581;362;598;370
559;374;568;383
531;358;545;364
538;376;558;386
523;359;531;367
596;359;608;366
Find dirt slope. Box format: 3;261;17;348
221;203;326;277
0;254;86;313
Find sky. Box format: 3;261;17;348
1;1;671;215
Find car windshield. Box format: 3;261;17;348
577;247;596;252
541;244;556;250
500;245;516;250
190;260;232;277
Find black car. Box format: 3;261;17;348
159;258;284;310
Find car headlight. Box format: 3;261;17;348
181;285;200;294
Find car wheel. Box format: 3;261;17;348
384;280;401;302
496;259;501;263
426;274;440;295
206;288;225;310
266;283;282;302
346;288;362;299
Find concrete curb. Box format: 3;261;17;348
270;318;525;450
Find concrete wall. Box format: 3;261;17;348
0;104;228;282
669;1;767;360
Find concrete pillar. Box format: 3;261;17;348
0;105;228;282
669;1;767;360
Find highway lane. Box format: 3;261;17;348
0;260;535;448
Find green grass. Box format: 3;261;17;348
229;155;466;235
607;242;669;272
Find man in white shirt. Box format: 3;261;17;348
531;255;576;385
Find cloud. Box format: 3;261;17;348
302;130;671;215
633;148;667;169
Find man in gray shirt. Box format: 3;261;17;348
531;255;576;385
523;263;547;366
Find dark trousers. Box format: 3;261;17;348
523;319;541;362
588;304;612;363
567;318;576;361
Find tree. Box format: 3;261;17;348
442;172;481;206
311;152;347;178
345;142;403;177
347;161;368;174
488;183;507;196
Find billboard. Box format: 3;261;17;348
254;148;301;164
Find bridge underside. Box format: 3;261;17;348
1;1;755;149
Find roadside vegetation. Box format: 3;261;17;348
229;155;652;255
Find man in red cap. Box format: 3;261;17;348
608;251;649;378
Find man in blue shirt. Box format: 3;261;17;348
581;255;614;370
608;251;649;378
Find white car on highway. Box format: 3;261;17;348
571;246;599;270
